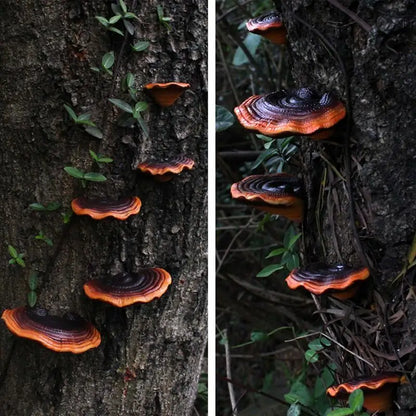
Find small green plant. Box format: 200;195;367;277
63;104;103;139
34;231;53;247
111;0;139;35
29;202;61;212
131;40;150;52
216;105;235;132
109;97;149;137
304;337;332;364
326;389;369;416
89;150;113;166
61;212;73;224
95;15;125;36
232;326;291;349
157;5;172;31
8;245;25;267
64;166;107;188
91;51;115;76
27;271;38;307
257;225;301;277
122;72;139;101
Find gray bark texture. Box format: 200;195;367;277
0;0;207;415
279;0;416;412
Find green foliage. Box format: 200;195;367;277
216;105;235;132
233;32;262;66
64;166;107;187
29;202;61;212
257;225;301;277
304;337;331;364
157;5;172;31
34;231;53;247
131;40;150;52
63;104;103;139
91;51;115;75
111;0;139;35
27;271;39;307
232;326;290;349
8;245;25;268
89;150;113;165
326;390;368;416
95;15;125;36
61;212;73;224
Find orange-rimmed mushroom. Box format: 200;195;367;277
83;268;172;307
246;11;287;45
144;82;190;107
234;87;346;140
71;196;142;220
1;307;101;353
136;155;195;182
327;373;403;412
285;263;370;300
230;173;304;222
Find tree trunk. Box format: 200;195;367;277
279;0;416;412
0;0;207;415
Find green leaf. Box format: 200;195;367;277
284;226;296;249
109;98;133;113
111;3;122;15
321;337;332;347
109;15;122;24
89;149;98;161
131;40;150;52
256;263;284;277
84;126;103;139
308;339;324;351
46;202;61;211
348;389;364;412
134;101;148;113
304;349;319;363
284;380;313;407
76;113;96;127
63;104;78;122
136;114;149;138
109;26;124;36
123;19;135;35
102;51;115;69
8;258;16;264
250;331;268;342
126;72;134;88
287;403;301;416
216;105;235;132
27;291;37;307
288;233;302;250
8;245;18;258
97;157;113;163
250;148;277;171
232;32;262;66
91;66;101;73
16;256;26;267
64;166;85;179
95;16;109;27
29;203;46;211
124;12;138;19
62;212;72;224
83;172;107;182
28;272;38;291
119;0;127;13
266;247;286;258
326;408;353;416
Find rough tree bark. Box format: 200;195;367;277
278;0;416;413
0;0;207;415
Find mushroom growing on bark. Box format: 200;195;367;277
83;269;172;307
144;82;190;107
136;155;195;182
246;11;287;45
285;263;370;300
230;173;304;222
1;307;101;353
71;196;142;220
327;373;403;412
234;87;346;140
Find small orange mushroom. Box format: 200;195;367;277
234;87;346;139
83;269;172;307
136;155;195;182
71;196;142;220
144;82;190;107
230;173;304;222
1;307;101;353
246;11;287;45
285;263;370;300
327;373;403;412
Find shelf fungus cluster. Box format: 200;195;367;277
84;269;172;308
246;11;287;45
1;307;101;353
234;87;346;140
230;173;304;222
285;263;370;300
327;373;403;412
144;82;190;107
136;155;195;182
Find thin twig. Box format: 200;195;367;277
223;330;238;416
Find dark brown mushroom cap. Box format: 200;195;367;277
286;263;370;299
1;307;101;353
144;82;190;107
234;87;346;138
83;268;172;307
136;155;195;181
71;196;142;220
230;173;304;222
246;11;287;45
327;373;402;412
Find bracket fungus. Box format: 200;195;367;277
230;173;304;222
144;82;190;107
71;196;142;220
1;307;101;353
136;155;195;182
327;373;403;412
234;87;346;139
83;268;172;307
285;263;370;300
246;11;287;45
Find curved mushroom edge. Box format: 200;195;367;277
246;11;286;45
143;82;190;107
136;156;195;181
